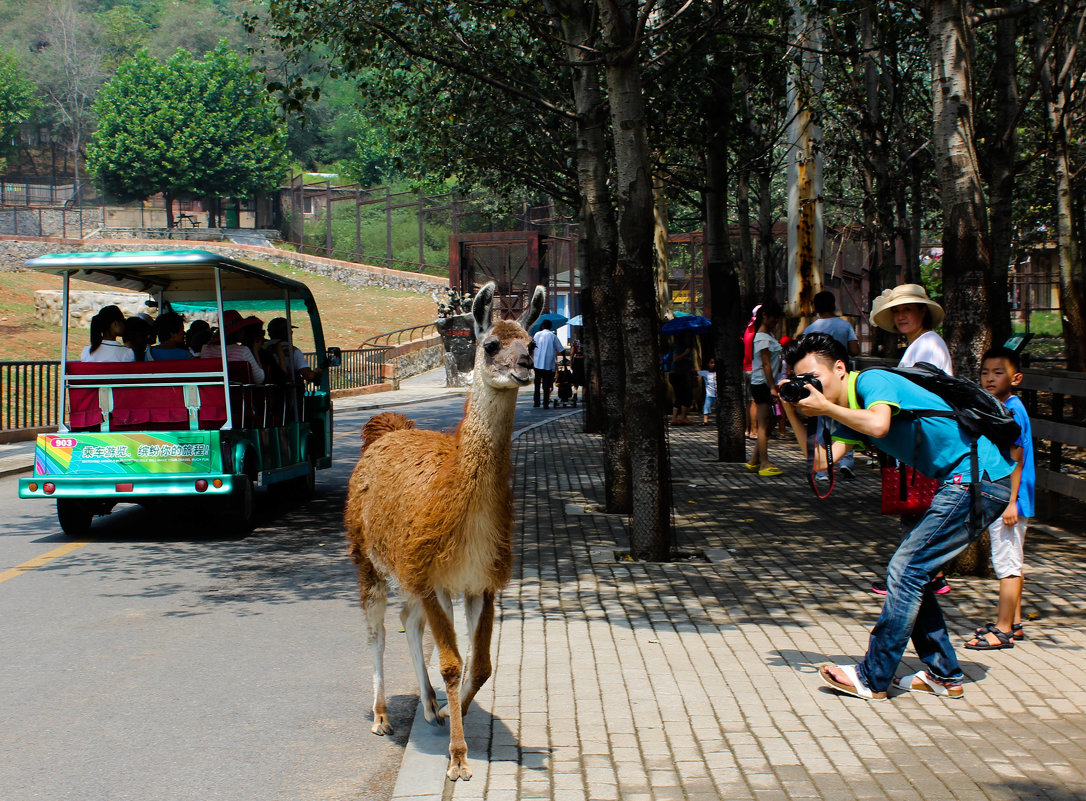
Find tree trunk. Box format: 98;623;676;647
1035;10;1086;373
597;0;671;560
736;167;756;301
985;16;1019;347
928;0;994;380
734;61;759;309
757;168;775;302
705;54;746;464
164;191;175;229
861;0;900;357
554;0;632;512
652;169;673;320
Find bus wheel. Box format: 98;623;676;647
222;477;255;534
290;456;316;501
56;499;94;538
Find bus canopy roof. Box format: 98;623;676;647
25;250;315;304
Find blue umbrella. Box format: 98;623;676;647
567;315;583;327
661;314;712;335
529;313;569;334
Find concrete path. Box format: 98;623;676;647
391;413;1086;801
7;370;1086;800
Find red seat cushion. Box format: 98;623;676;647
66;359;255;431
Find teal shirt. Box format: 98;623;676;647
833;370;1015;482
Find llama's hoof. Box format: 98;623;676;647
446;757;472;781
371;714;393;736
437;702;451;720
422;694;444;726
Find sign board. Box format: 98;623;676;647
34;432;220;476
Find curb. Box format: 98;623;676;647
0;461;32;479
388;410;581;801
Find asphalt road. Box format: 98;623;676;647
0;396;524;801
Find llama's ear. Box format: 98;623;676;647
517;285;546;331
472;282;497;338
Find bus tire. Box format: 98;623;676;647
222;476;255;534
56;499;94;538
290;456;316;501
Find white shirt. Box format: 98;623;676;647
202;342;266;383
751;331;781;386
697;370;718;397
900;330;953;375
532;329;564;371
263;340;309;372
80;340;135;363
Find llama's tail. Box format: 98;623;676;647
361;412;416;451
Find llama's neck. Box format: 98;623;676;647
455;376;517;483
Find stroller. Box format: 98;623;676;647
555;357;576;407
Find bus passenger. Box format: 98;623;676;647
81;305;135;363
202;310;265;383
149;312;193;361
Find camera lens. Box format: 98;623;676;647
779;381;808;403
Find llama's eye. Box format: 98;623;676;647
483;338;500;355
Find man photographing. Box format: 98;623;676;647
782;333;1015;701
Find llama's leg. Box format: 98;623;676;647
440;590;484;720
401;596;441;726
421;591;471;781
354;552;392;735
460;590;495;716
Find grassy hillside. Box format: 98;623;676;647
0;258;440;362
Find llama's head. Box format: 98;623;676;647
471;282;546;390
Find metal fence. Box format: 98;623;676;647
363;324;438;349
0;352;389;431
0;361;60;431
305;348;389;392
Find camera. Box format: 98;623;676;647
778;373;822;403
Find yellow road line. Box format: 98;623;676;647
0;541;90;584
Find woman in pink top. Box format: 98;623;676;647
742;304;760;438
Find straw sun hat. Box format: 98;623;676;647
870;284;944;333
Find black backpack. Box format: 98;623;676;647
809;362;1021;535
865;362;1020;453
861;362;1021;534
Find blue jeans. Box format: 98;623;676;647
856;476;1011;693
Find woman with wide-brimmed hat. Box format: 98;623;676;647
870;283;952;375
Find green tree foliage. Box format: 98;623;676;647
86;43;288;223
96;5;150;70
0;48;39;165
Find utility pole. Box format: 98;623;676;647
785;0;824;321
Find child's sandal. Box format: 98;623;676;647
965;623;1015;650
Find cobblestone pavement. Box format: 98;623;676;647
396;413;1086;801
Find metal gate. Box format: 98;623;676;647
450;232;548;317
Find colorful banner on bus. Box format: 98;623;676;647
34;432;219;476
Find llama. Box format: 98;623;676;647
345;281;544;781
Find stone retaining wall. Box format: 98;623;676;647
387;337;445;383
0;208;104;239
0;235;447;296
35;289;155;328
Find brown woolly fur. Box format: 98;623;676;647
343;281;545;781
361;412;415;451
346;421;514;597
